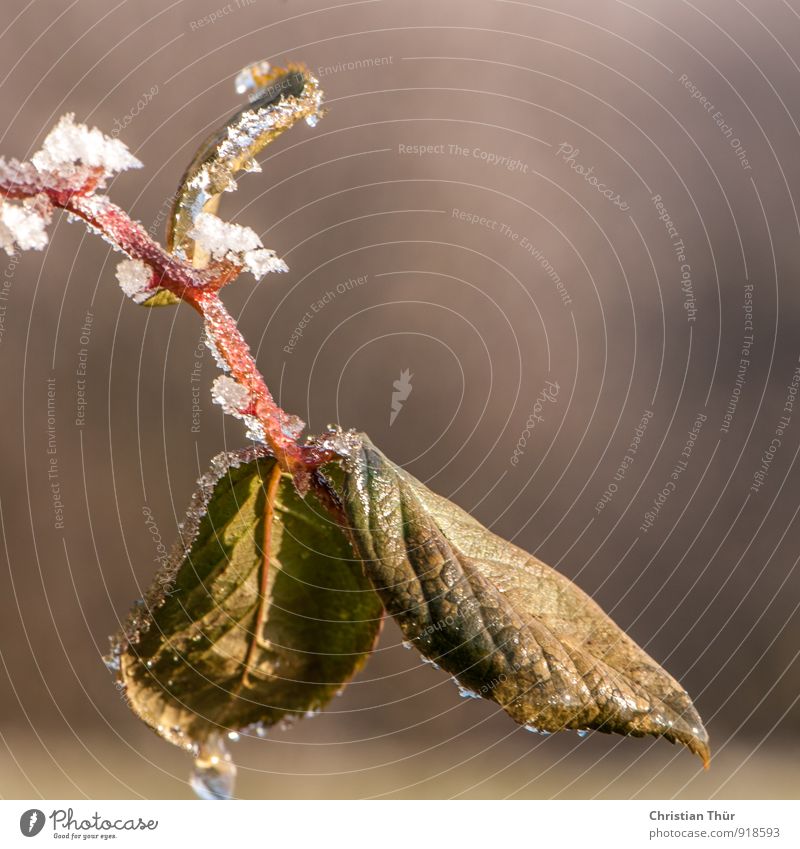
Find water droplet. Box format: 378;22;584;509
401;640;413;650
227;731;240;742
452;677;480;699
103;653;120;672
190;734;237;800
576;729;589;738
305;114;320;128
524;725;551;735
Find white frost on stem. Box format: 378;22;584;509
211;375;251;416
188;211;288;278
115;258;155;303
210;361;267;444
0;197;51;254
32;113;142;178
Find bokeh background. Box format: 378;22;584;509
0;0;798;799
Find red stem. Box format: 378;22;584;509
183;288;307;475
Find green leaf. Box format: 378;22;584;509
110;447;383;749
338;434;710;766
140;62;324;309
166;63;323;264
140;288;180;307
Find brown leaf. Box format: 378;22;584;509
338;434;710;765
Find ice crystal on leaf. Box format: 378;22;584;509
115;258;154;303
234;60;273;98
188;211;287;279
0;198;50;254
243;416;266;443
32;113;142;177
211;374;250;416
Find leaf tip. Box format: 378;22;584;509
673;715;710;768
697;738;711;770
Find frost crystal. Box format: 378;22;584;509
235;60;273;97
202;330;230;372
32;113;142;176
187;211;288;279
189;211;260;255
318;425;360;458
115;258;153;303
244;416;266;443
0;198;50;254
244;248;288;277
211;375;250;416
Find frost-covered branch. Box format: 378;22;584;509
0;106;332;482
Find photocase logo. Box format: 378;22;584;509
389;368;413;425
19;809;45;837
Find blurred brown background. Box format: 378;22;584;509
0;0;798;799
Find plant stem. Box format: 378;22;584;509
0;169;335;483
183;288;307;476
